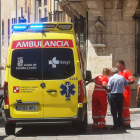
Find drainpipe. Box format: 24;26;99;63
135;18;137;76
34;0;36;22
0;0;1;86
16;0;17;23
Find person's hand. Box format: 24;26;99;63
136;95;140;101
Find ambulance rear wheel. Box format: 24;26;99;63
5;123;15;135
77;114;87;133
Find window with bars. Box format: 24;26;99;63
39;9;41;22
14;18;16;24
12;18;14;24
2;20;4;46
134;15;140;75
21;7;23;17
8;19;10;45
28;7;30;23
44;8;47;17
39;0;41;7
44;0;47;6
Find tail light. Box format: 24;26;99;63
78;80;84;103
4;82;9;105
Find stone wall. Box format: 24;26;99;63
87;0;139;110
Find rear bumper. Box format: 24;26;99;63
3;104;87;126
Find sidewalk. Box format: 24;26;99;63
88;108;140;115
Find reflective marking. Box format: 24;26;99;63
99;122;106;124
100;115;105;118
123;118;130;120
128;76;133;80
123;121;130;123
93;123;99;126
92;116;100;118
94;88;106;91
123;107;129;109
95;84;102;87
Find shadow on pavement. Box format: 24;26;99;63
0;136;7;140
14;124;130;137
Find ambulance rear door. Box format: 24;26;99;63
42;32;78;118
9;33;44;118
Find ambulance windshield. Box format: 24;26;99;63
11;48;75;80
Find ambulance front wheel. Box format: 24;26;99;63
5;123;15;135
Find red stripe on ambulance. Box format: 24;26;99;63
12;40;74;49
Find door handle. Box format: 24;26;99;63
47;90;57;94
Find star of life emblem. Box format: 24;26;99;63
60;82;76;100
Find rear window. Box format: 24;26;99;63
11;48;75;80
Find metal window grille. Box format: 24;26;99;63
8;19;10;45
21;7;23;17
39;0;41;7
2;20;4;46
134;14;140;75
28;7;30;23
44;0;47;5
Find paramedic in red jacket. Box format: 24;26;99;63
86;68;110;129
116;60;134;129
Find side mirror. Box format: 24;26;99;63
85;70;92;81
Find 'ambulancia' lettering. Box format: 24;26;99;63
13;40;73;49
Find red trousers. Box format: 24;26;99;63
92;90;107;129
123;89;131;125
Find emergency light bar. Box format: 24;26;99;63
57;24;73;30
12;23;73;32
29;24;44;29
12;24;28;31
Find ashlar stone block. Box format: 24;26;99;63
117;21;135;35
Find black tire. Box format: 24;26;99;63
77;112;87;133
5;123;15;135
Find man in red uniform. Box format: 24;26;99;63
86;68;109;129
116;60;134;129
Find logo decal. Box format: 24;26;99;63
49;57;70;68
60;82;76;100
49;57;59;68
17;57;23;67
13;86;19;93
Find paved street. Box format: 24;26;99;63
0;113;140;140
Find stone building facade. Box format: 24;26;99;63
58;0;140;110
0;0;71;86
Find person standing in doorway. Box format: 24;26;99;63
86;68;110;129
116;60;134;129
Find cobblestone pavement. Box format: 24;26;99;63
0;114;140;140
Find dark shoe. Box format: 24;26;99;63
123;125;131;129
119;127;123;130
110;127;118;130
100;127;108;130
